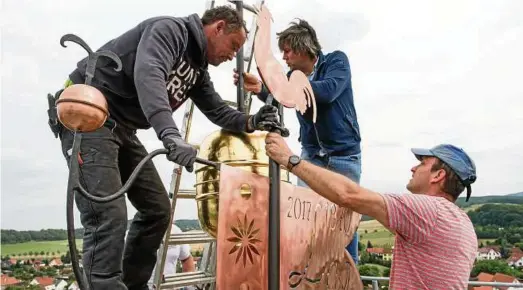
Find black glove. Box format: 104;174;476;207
162;134;197;172
249;105;279;131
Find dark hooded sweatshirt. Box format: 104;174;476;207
68;14;249;139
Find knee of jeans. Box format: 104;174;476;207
105;212;129;235
157;202;171;229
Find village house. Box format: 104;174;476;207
48;258;64;267
506;247;523;268
1;274;22;289
477;246;502;260
365;247;393;261
30;276;55;290
508;252;523;268
54;279;69;290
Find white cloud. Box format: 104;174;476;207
1;0;522;230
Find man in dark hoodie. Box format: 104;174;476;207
54;6;279;290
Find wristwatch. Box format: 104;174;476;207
287;155;301;172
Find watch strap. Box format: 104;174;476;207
287;155;301;171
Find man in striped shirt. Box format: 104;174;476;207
265;134;479;289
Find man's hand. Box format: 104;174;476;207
233;68;262;94
249;104;279;131
265;132;294;166
161;135;197;172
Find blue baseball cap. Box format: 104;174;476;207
411;144;477;201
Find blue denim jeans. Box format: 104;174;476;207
297;150;362;264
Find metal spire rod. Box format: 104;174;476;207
235;0;246;113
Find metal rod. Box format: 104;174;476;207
244;0;265;114
265;95;280;290
235;0;246;113
227;0;258;14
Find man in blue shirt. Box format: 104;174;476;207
234;19;363;263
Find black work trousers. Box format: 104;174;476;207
59;122;171;290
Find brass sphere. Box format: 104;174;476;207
56;84;109;132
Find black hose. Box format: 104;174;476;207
66;132;219;290
66;133;89;290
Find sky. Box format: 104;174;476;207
1;0;522;230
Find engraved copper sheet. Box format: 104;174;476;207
280;181;363;290
254;4;317;123
217;165;363;289
216;165;270;290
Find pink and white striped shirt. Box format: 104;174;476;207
381;193;478;290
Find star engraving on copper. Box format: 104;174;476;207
227;214;262;267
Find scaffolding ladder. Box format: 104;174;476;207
152;1;265;289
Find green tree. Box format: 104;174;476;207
471;260;518;277
508;234;522;244
358;265;381;286
61;251;71;264
383;267;391;277
358;241;366;252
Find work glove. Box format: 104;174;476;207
249;105;279;131
162;134;197;172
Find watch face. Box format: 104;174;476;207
290;155;300;165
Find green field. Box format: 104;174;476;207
359;263;390;275
357;218;491;248
358;220;395;247
1;240;83;259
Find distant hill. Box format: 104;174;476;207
456;192;523;208
173;219;202;231
468;203;523;228
126;219;201;232
360;192;523;222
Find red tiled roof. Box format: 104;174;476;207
366;247;384;254
1;274;21;285
492;273;517;283
472;286;492;290
477;272;494;282
50;258;63;265
508;252;523;262
511;247;523;255
478;248;491;254
35;276;54;286
478;247;500;254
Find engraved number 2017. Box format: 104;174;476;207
287;197;312;221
